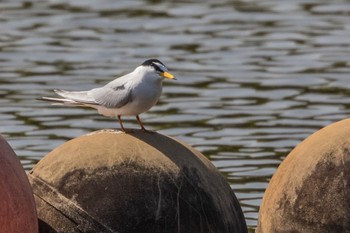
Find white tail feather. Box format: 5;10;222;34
38;97;85;106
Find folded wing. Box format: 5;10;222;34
90;84;133;108
54;89;96;104
39;81;133;110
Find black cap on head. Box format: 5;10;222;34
142;59;165;67
141;59;168;72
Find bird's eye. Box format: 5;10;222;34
151;64;164;73
152;62;168;73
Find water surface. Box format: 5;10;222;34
1;0;350;231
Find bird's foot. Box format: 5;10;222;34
140;127;155;133
121;128;135;133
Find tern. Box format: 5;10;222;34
38;59;176;132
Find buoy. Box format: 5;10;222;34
29;130;247;233
0;134;38;233
256;119;350;233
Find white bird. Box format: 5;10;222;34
38;59;176;132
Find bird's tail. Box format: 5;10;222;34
37;96;85;106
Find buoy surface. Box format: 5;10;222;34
0;134;38;233
29;130;247;233
257;119;350;233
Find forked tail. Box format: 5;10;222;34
37;97;85;106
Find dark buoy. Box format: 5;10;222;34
29;130;247;233
0;135;38;233
256;119;350;233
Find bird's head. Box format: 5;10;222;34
138;59;176;81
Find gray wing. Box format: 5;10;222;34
54;89;97;104
89;84;133;108
54;72;133;108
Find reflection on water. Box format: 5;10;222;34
1;0;350;230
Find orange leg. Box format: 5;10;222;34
117;115;126;132
136;115;147;132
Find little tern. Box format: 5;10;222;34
38;59;176;132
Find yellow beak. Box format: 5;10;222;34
161;71;176;80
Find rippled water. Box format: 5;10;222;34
1;0;350;231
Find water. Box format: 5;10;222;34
1;0;350;231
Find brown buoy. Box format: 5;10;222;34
256;118;350;233
0;134;38;233
29;130;247;233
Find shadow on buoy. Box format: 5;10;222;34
29;129;247;233
0;135;38;233
257;119;350;233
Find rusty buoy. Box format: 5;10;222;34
29;130;247;233
0;134;38;233
257;119;350;233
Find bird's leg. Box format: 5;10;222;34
136;115;148;132
117;115;126;132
